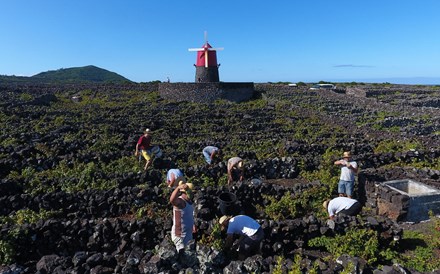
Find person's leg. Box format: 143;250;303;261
346;180;354;198
238;236;252;259
339;202;362;216
138;151;142;163
249;228;264;255
172;234;186;263
338;180;346;197
142;150;152;170
182;232;193;246
171;234;185;253
256;229;264;254
345;202;362;216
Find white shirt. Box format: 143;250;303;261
339;160;357;181
227;215;260;237
328;197;358;217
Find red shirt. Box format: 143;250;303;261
137;135;152;150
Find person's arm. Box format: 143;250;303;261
334;159;345;165
227;163;233;184
239;168;244;181
135;143;139;156
224;234;234;250
167;173;175;187
347;162;358;173
328;205;336;220
170;184;185;207
235;235;245;246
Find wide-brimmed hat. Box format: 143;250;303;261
342;151;351;158
178;178;193;192
323;200;330;209
179;181;194;190
180;182;194;198
219;215;231;226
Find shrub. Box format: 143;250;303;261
308;227;382;264
0;240;14;265
259;191;297;220
397;215;440;272
0;208;60;225
259;184;330;220
272;255;304;274
374;139;421;154
199;221;223;250
19;93;33;101
134;202;170;220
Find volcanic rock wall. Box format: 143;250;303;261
158;82;255;103
359;167;440;222
0;180;404;273
362;178;411;222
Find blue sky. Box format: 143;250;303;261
1;1;440;84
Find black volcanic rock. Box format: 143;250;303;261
0;82;439;273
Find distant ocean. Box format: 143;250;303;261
332;77;440;85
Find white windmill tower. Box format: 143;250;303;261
188;31;224;82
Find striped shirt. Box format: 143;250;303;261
172;197;194;242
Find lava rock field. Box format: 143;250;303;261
0;82;439;273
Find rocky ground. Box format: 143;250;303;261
0;82;439;273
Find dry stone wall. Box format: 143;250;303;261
158;82;255;103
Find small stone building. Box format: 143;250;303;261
359;174;440;222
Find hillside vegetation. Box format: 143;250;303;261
0;65;131;84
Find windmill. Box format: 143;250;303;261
188;31;224;82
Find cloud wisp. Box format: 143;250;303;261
333;64;374;68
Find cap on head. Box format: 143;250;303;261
343;151;351;158
219;215;231;226
145;128;151;134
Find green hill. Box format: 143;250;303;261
0;65;132;84
31;65;132;83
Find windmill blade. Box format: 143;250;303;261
204;31;208;43
208;47;224;51
205;51;208;68
188;48;204;51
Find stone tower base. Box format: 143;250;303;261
195;67;219;82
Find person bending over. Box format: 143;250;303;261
323;196;362;220
219;215;264;260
